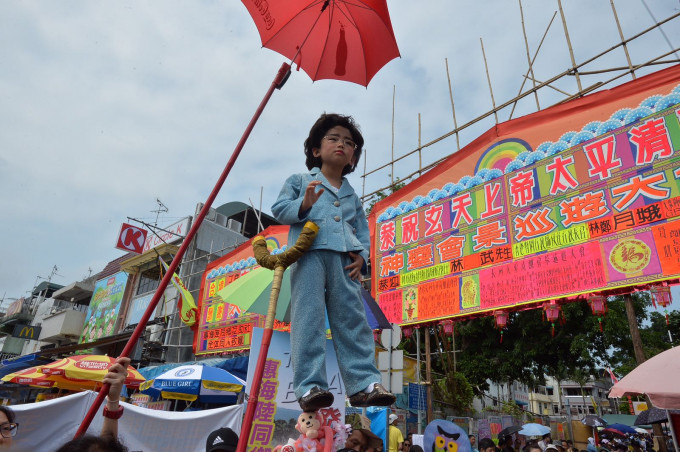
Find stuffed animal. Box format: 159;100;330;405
274;411;333;452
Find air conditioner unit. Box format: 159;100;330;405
146;324;164;343
215;213;228;227
227;219;242;232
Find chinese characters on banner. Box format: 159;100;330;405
371;73;680;325
194;226;291;355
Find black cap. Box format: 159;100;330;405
206;427;239;452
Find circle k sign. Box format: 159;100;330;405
115;222;148;254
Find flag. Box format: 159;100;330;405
606;367;619;384
159;257;198;327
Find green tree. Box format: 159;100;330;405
365;175;406;215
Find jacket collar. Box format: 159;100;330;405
309;167;353;198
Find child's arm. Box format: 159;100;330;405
272;174;324;224
353;196;371;274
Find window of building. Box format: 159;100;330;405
136;266;162;296
546;387;554;396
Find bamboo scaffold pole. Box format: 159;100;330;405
609;0;636;80
509;11;558;119
480;38;499;124
557;0;583;93
445;58;461;151
518;0;540;110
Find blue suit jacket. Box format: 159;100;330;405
271;167;370;273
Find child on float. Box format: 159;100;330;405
272;113;396;411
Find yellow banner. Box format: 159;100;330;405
512;223;590;258
400;263;450;287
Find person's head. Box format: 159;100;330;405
410;446;424;452
55;434;128;452
479;437;497;452
542;434;552;444
403;437;412;450
304;113;364;176
528;444;543;452
345;429;368;452
504;436;513;445
389;414;399;425
206;427;239;452
0;406;17;449
546;445;559;452
469;435;477;447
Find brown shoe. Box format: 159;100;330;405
349;383;396;407
298;386;334;412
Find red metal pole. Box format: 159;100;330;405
74;62;292;438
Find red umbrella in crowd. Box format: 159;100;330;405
75;0;400;438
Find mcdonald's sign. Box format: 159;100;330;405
12;324;41;340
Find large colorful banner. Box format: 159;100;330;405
78;271;128;343
369;65;680;325
194;225;291;355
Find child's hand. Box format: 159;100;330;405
300;180;324;213
345;252;364;280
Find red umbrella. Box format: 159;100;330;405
75;0;400;438
242;0;401;87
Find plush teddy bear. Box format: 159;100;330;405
274;411;333;452
297;411;323;439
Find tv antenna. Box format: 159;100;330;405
151;198;169;227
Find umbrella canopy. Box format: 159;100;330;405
518;423;551;436
603;423;638;435
140;364;245;404
218;266;391;329
634;408;680;425
498;425;523;439
0;353;51;378
581;415;608;427
609;345;680;409
1;355;144;391
241;0;400;87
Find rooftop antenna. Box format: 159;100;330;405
151;198;169;227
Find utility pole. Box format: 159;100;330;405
623;294;668;452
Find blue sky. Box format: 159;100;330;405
1;1;680;305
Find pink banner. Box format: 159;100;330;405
480;241;606;308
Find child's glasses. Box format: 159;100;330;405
0;422;18;438
323;135;357;150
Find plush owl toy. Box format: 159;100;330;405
423;419;472;452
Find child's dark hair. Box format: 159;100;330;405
304;113;364;176
56;434;128;452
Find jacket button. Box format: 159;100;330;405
334;216;341;222
333;201;340;207
353;228;356;233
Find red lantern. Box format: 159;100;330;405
402;325;413;339
650;284;673;325
588;294;608;332
440;319;454;336
543;301;561;337
494;310;508;343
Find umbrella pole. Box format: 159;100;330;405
74;62;292;438
237;266;284;452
